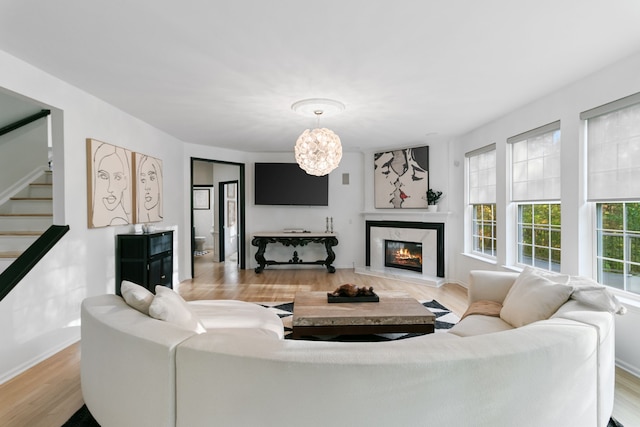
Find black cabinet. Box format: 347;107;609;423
116;231;173;295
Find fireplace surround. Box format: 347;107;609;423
365;220;444;277
384;239;423;273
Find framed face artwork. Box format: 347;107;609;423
86;138;134;228
133;153;163;223
374;145;429;208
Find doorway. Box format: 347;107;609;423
219;180;239;264
190;158;245;278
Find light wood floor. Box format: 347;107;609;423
1;253;639;426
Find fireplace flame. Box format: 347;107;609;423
393;248;422;264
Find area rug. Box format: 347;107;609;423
260;299;460;341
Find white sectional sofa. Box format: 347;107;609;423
81;268;622;427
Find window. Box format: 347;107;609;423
466;144;496;258
517;203;561;272
596;202;640;294
472;204;496;257
583;92;640;295
508;121;561;271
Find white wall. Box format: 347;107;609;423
0;49;189;382
449;51;640;376
245;151;365;269
0;118;48;204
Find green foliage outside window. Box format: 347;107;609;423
472;204;496;257
518;203;561;270
597;203;640;292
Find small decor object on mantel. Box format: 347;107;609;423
426;188;443;212
327;284;379;303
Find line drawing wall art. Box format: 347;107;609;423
86;138;133;228
133;152;163;223
374;145;429;208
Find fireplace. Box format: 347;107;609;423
384;240;423;273
365;220;445;278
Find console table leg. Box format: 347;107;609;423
324;237;338;273
252;237;268;273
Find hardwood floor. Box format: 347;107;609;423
0;253;639;426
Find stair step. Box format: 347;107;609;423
23;183;52;198
0;234;39;251
0;213;52;217
0;257;14;274
0;231;42;236
0;215;53;231
0;199;53;214
32;171;53;184
0;250;22;258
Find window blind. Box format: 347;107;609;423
466;144;496;205
585;99;640;201
509;121;561;202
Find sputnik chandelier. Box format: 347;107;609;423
291;98;345;176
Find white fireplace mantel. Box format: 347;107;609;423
355;215;449;287
360;211;451;222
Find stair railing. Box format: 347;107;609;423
0;225;69;301
0;109;51;137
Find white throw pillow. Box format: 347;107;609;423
120;280;154;315
500;267;573;327
569;276;627;315
148;286;207;333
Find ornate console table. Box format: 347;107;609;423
251;232;338;273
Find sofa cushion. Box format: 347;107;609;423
500;267;573;327
120;280;154;315
149;286;207;333
569;276;626;314
460;300;502;320
449;314;514;337
188;300;285;339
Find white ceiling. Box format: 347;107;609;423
1;0;640;152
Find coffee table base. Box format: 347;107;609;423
292;323;435;339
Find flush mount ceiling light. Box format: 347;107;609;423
292;98;345;176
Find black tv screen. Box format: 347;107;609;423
254;163;329;206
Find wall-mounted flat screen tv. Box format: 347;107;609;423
254;163;329;206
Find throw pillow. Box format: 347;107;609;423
461;300;503;320
120;280;154;315
148;286;207;333
500;267;573;327
569;276;627;315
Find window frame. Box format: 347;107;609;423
471;203;497;258
508;122;562;272
595;201;640;295
515;202;561;272
465;144;497;261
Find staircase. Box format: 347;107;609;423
0;170;53;273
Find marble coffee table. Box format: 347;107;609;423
291;291;435;339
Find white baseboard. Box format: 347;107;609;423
616;359;640;379
0;336;80;385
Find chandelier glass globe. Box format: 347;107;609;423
294;127;342;176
